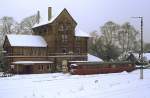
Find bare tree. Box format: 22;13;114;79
0;16;18;34
89;22;121;61
0;16;17;46
19;14;37;34
101;21;120;46
89;21;140;61
118;22;140;53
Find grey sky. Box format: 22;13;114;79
0;0;150;42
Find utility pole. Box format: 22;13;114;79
131;17;143;79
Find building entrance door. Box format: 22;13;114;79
24;65;32;74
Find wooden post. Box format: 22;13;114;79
17;65;19;74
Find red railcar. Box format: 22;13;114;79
69;62;135;75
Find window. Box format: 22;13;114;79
19;48;23;55
67;23;71;30
59;24;64;31
75;37;80;41
59;22;71;31
28;48;32;56
38;48;41;56
41;65;44;70
76;48;81;54
47;65;51;71
23;48;27;56
38;65;44;71
62;48;67;53
61;34;68;42
47;65;49;69
33;48;37;56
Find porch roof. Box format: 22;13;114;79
12;61;53;65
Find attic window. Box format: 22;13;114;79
59;23;71;31
59;24;64;31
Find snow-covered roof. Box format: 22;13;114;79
32;8;66;28
69;54;103;63
33;11;61;28
7;34;47;47
33;16;57;28
33;21;50;28
69;61;90;63
12;61;53;65
88;54;103;62
32;8;90;38
75;28;90;37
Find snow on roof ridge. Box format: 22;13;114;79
32;8;90;37
7;34;47;47
32;8;76;28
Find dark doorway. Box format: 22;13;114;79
23;65;32;74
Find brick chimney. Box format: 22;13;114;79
48;7;52;21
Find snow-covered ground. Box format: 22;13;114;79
0;69;150;98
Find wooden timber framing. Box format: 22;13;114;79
32;8;88;55
3;7;89;74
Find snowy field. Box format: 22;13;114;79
0;69;150;98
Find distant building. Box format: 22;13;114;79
3;7;102;74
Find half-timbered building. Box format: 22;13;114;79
3;7;102;74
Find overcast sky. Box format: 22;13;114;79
0;0;150;42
